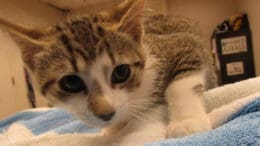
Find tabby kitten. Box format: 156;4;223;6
0;0;216;139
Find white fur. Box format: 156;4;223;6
113;105;166;146
165;72;212;137
166;72;206;120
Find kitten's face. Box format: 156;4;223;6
35;17;146;127
0;0;153;127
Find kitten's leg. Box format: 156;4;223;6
165;72;212;138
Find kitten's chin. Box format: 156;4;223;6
76;115;108;128
80;119;122;130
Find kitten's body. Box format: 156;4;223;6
0;0;217;144
144;15;216;137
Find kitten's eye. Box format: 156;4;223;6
111;64;131;84
59;75;86;93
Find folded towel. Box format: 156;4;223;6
203;77;260;112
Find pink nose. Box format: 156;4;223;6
96;112;115;121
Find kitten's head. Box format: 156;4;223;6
0;0;156;127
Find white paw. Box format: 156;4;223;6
166;117;212;138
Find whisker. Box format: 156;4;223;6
130;105;167;117
130;109;158;122
128;109;150;122
129;103;168;119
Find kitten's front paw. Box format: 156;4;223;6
166;117;212;138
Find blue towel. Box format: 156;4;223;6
0;99;259;145
0;109;99;135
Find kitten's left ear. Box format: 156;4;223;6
101;0;146;42
0;18;48;71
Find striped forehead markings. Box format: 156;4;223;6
69;18;99;61
74;48;89;61
104;40;115;65
57;17;144;73
60;34;79;72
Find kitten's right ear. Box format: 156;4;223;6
0;18;47;71
100;0;145;42
99;0;138;23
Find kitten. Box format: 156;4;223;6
0;0;216;143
